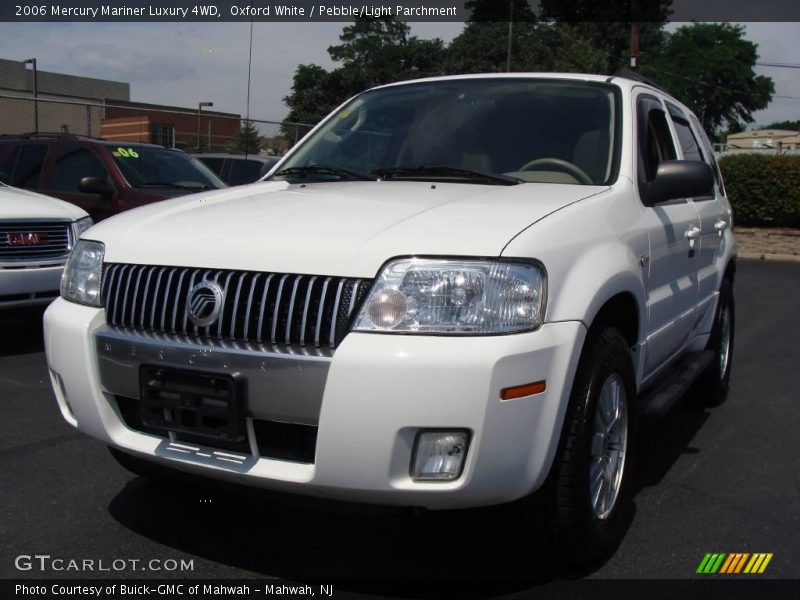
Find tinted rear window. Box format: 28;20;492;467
0;144;48;188
0;144;20;185
228;159;263;185
198;157;224;176
53;145;109;192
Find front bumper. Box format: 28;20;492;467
0;264;63;309
44;297;586;509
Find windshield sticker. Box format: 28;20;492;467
113;147;140;158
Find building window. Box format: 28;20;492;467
151;123;172;147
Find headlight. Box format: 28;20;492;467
60;240;105;307
353;258;546;334
70;216;93;244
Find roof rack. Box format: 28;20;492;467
0;132;107;141
612;68;667;93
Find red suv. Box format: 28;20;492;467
0;134;226;222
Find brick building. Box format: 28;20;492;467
0;57;242;150
101;100;241;150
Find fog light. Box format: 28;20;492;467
366;289;407;329
411;430;469;481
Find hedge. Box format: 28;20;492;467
718;154;800;227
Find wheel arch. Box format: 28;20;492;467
588;292;640;350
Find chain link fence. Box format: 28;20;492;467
0;93;315;155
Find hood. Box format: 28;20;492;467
0;185;88;221
90;180;607;277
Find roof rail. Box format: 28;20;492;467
0;132;107;141
612;68;667;93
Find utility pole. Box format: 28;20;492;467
506;1;513;73
630;0;640;69
23;58;38;133
197;101;213;150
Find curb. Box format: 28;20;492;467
739;252;800;263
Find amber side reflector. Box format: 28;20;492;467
500;380;546;400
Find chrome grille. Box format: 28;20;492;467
0;221;71;262
101;263;371;350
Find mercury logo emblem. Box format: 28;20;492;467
187;280;224;327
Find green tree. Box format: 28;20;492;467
328;18;445;93
328;17;410;85
230;120;261;154
538;0;672;74
282;64;343;128
445;21;529;73
282;17;445;132
445;0;639;75
444;21;608;74
445;0;535;73
764;120;800;131
642;23;774;135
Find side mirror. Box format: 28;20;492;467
79;176;114;196
647;160;714;204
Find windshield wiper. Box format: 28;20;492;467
273;165;377;181
137;182;211;191
373;166;522;186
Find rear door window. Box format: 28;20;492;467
5;144;49;188
0;144;20;184
199;157;224;177
228;159;263;185
666;102;705;162
667;102;722;200
690;114;726;197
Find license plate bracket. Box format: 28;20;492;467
139;366;245;443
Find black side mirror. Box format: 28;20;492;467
79;176;114;196
647;160;714;204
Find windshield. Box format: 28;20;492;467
271;78;620;186
110;146;226;190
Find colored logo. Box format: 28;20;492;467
7;232;48;246
697;552;773;574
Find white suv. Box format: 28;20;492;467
1;183;91;311
44;74;735;563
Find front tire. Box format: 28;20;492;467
547;326;637;565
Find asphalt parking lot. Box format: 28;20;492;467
1;259;798;593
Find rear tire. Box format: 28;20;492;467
692;279;734;407
544;326;638;565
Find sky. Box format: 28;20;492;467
0;21;797;129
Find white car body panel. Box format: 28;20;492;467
89;180;607;277
43;73;737;509
45;298;585;508
0;185;87;221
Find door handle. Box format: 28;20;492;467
714;219;728;235
685;226;701;240
685;226;701;251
